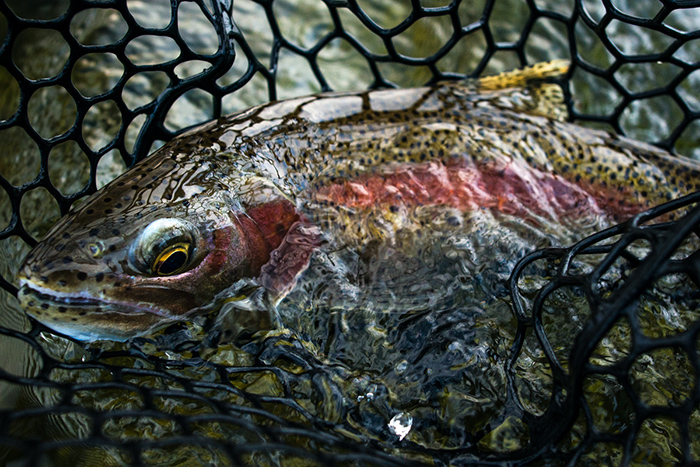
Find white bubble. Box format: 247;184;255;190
388;412;413;441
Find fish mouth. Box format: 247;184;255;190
17;280;175;341
19;280;169;316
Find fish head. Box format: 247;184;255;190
16;153;274;341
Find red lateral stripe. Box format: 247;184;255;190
311;160;644;221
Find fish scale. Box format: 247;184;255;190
14;61;700;341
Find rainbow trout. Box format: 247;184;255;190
16;61;700;341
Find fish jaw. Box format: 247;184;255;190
17;279;178;341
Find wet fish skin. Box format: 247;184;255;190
15;61;700;341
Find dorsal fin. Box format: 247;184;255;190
477;60;570;122
477;60;569;90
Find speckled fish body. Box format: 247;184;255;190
16;62;700;341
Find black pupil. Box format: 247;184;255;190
158;251;187;275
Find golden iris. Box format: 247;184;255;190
152;243;190;276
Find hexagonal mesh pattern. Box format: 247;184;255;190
1;0;700;465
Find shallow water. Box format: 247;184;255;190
1;0;700;465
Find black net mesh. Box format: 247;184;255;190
1;0;700;465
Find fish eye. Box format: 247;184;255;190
152;242;190;276
129;218;198;277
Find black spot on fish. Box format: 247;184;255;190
62;233;71;239
111;229;120;236
89;228;99;236
58;307;67;313
95;273;104;282
104;198;112;203
77;272;87;281
41;304;49;310
62;257;72;264
109;245;117;252
86;209;95;215
105;209;113;214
